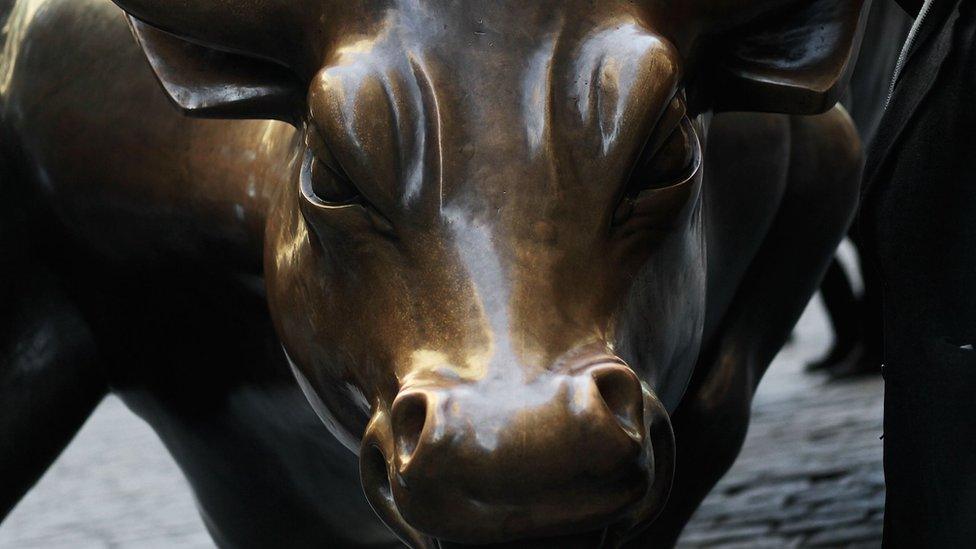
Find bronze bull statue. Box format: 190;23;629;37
0;0;868;547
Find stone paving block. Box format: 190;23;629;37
683;304;885;546
792;483;875;506
697;536;802;549
678;524;771;546
806;523;883;546
777;510;867;536
815;494;885;516
736;480;813;502
713;499;802;526
845;542;883;549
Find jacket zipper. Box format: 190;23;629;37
887;0;937;107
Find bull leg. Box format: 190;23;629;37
0;263;107;518
629;106;863;547
0;154;106;517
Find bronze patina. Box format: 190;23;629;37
0;0;868;547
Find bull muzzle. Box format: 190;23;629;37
360;356;675;547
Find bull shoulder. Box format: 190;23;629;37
787;105;864;216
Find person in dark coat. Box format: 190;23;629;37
861;0;976;545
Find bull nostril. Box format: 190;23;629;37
392;393;428;467
593;367;644;441
364;445;393;502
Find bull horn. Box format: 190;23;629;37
693;0;871;114
109;0;310;72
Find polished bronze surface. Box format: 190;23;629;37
1;0;867;547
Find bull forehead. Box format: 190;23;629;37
295;5;691;378
309;5;681;218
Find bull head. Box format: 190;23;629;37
111;0;869;546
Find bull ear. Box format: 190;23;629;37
705;0;871;114
126;16;305;124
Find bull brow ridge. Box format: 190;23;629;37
407;54;444;215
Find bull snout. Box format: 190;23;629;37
360;359;675;546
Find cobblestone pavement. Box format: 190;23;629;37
680;310;884;548
0;298;884;548
0;397;213;549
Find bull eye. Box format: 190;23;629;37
629;117;698;196
301;126;362;207
613;116;702;227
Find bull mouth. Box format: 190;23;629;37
357;352;676;549
359;378;675;549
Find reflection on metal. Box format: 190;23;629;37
0;0;45;94
0;0;870;547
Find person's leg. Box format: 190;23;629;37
865;4;976;545
812;233;888;379
882;345;976;547
852;230;885;374
808;256;864;373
